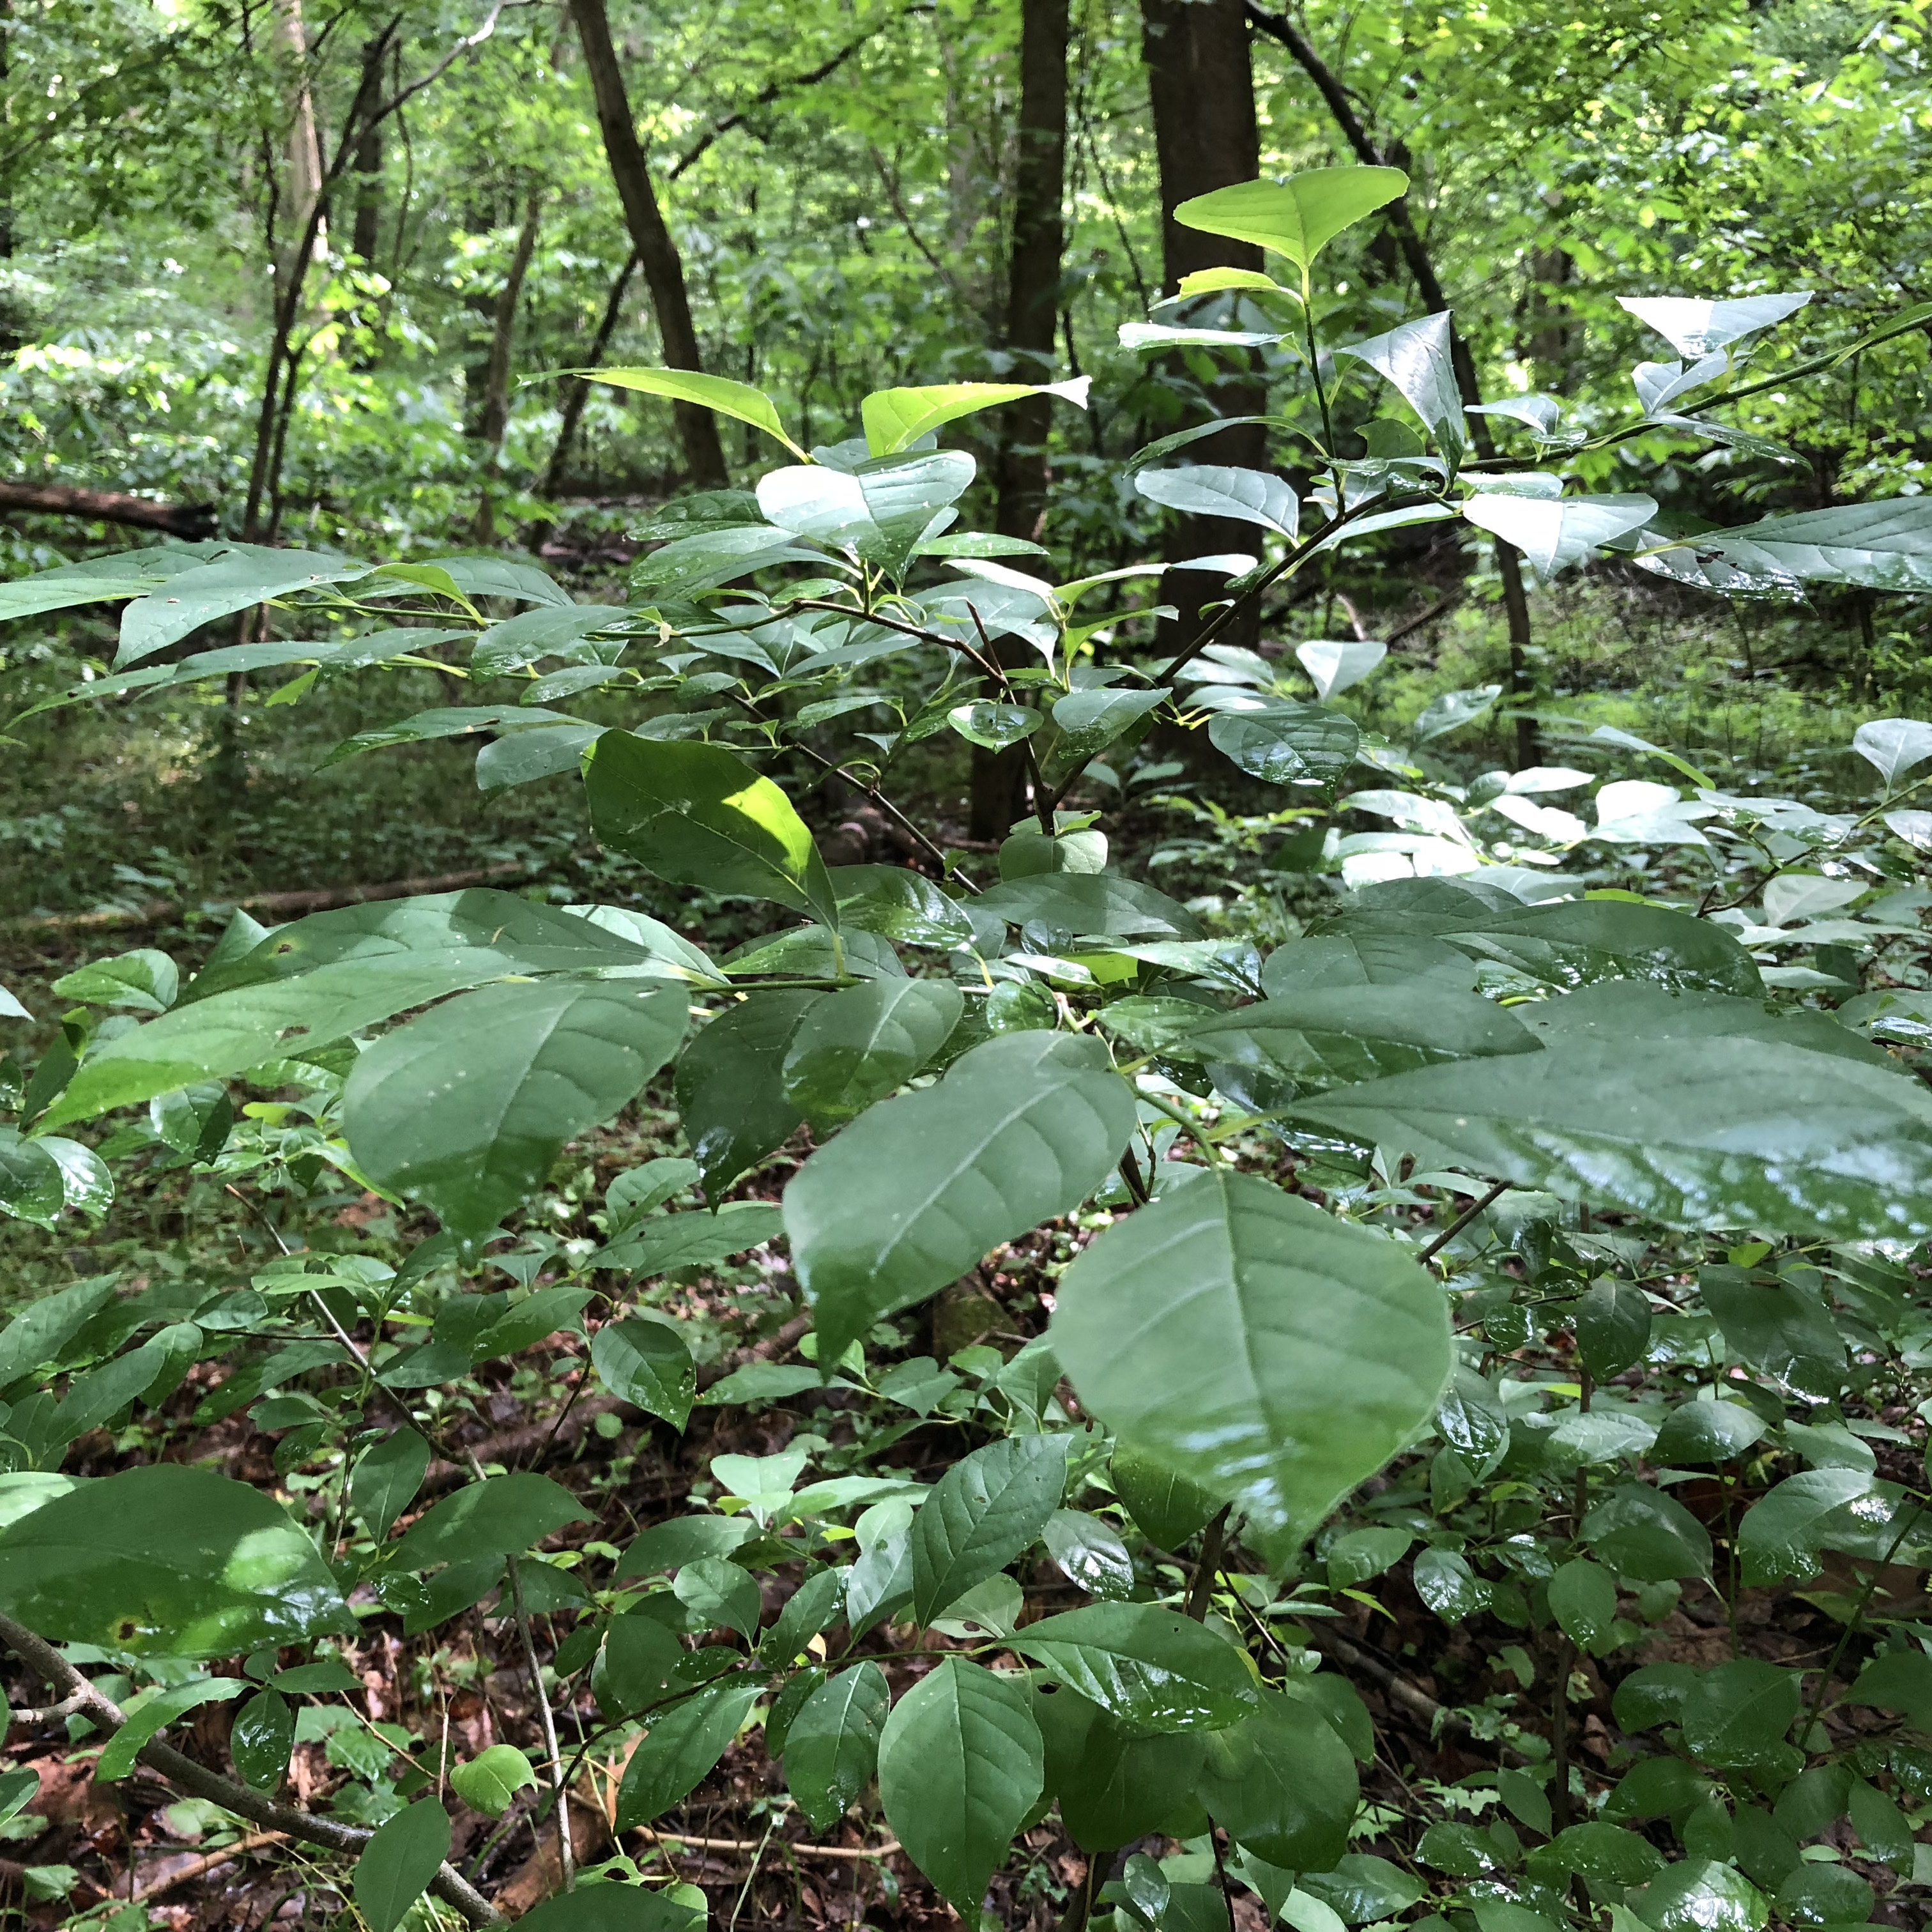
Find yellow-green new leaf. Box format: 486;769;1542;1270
578;367;807;460
861;378;1091;456
1175;167;1409;273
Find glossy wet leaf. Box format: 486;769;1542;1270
1208;702;1360;791
590;1318;696;1430
1110;1443;1219;1549
587;732;839;926
1199;1689;1359;1870
911;1436;1067;1625
877;1658;1043;1917
1462;492;1657;584
781;977;963;1128
1548;1557;1619;1651
1052;1170;1451;1549
786;1031;1135;1360
1633;1857;1768;1932
230;1689;293;1790
1012;1602;1257;1731
1335;313;1466;468
615;1679;763;1828
1296;1035;1932;1241
674;991;821;1197
784;1661;890;1832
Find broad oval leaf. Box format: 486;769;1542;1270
447;1744;538;1817
1208;702;1360;790
784;1661;891;1832
591;1317;697;1430
1618;293;1811;359
1678;1659;1802;1768
355;1798;452;1932
675;990;822;1198
1461;491;1658;584
344;980;688;1246
877;1658;1044;1917
785;1031;1136;1360
781;977;963;1128
390;1472;589;1572
910;1437;1068;1626
0;1464;349;1656
614;1678;764;1828
1296;1035;1932;1240
1335;312;1466;468
1050;1170;1453;1549
586;732;840;927
1012;1602;1259;1731
1199;1688;1359;1869
1136;466;1299;538
1110;1443;1219;1550
1175;167;1409;272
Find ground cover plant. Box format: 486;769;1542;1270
3;155;1932;1932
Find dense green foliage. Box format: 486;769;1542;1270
4;4;1932;1931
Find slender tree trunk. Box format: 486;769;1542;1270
568;0;728;489
971;0;1070;841
351;81;383;264
1140;0;1266;656
474;194;544;542
1246;3;1540;765
273;0;328;305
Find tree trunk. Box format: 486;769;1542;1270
273;0;328;305
0;481;217;538
350;81;383;265
567;0;728;490
1139;0;1265;656
474;194;544;542
971;0;1070;841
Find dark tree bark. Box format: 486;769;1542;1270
568;0;728;490
1246;2;1540;766
350;80;383;264
971;0;1071;840
0;481;217;539
1139;0;1266;655
474;193;544;541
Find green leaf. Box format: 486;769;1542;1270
1013;1602;1257;1732
786;1031;1135;1360
587;732;840;926
96;1676;249;1781
1652;1399;1766;1466
1294;1036;1932;1241
1137;466;1299;538
1462;493;1657;585
1846;1647;1932;1732
1853;717;1932;787
447;1744;538;1817
1699;1264;1846;1397
0;1130;70;1225
1199;1689;1360;1869
1176;984;1537;1089
390;1473;588;1572
1174;167;1409;273
1581;1483;1713;1581
1326;1526;1413;1588
784;1661;891;1832
1041;1510;1136;1600
1110;1443;1219;1550
911;1437;1068;1625
1335;314;1466;468
877;1657;1045;1917
344;980;687;1246
1208;702;1361;791
594;1613;686;1718
515;1884;702;1932
615;1515;756;1582
1771;1862;1871;1929
1414;1546;1488;1622
861;378;1091;457
354;1798;452;1932
759;1567;846;1665
1632;1858;1768;1932
1050;1170;1452;1548
1643;498;1932;595
947;700;1041;751
1413;683;1501;739
595;1203;784;1277
582;367;807;459
53;949;178;1015
1547;1822;1666;1886
1296;1856;1424;1924
1571;1277;1655;1380
116;549;371;666
591;1317;697;1430
230;1689;294;1790
1678;1660;1801;1768
614;1679;763;1828
675;992;821;1197
675;1556;763;1640
781;978;963;1129
972;872;1204;941
760;452;977;581
0;1464;348;1656
351;1429;431;1540
1043;688;1167;779
1736;1469;1892;1587
1619;293;1811;358
1548;1557;1620;1652
831;866;977;949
